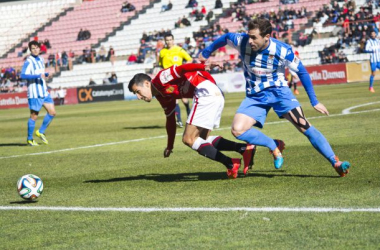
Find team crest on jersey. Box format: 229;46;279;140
267;55;275;64
173;56;179;61
166;86;175;93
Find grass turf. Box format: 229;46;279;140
0;81;380;249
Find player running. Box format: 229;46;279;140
128;63;256;178
21;41;56;146
199;18;351;177
365;30;380;93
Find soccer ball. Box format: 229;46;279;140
17;174;43;200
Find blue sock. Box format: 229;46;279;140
304;126;336;166
27;118;35;140
175;104;182;123
39;114;54;134
370;75;374;88
236;128;277;150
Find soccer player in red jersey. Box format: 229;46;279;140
128;63;256;178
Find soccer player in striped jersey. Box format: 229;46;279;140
128;63;256;179
21;41;56;146
365;31;380;93
199;18;351;177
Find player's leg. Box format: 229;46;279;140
369;63;376;92
27;109;39;146
181;98;191;116
175;99;183;127
182;124;240;178
184;80;241;178
282;107;350;176
37;96;56;144
27;98;45;146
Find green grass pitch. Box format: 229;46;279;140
1;81;380;249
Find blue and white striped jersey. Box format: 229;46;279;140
365;38;380;63
202;33;319;106
21;55;49;99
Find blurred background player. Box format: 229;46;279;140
128;63;256;178
158;34;192;128
365;30;380;93
21;41;56;146
199;18;350;177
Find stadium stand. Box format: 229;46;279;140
0;0;76;57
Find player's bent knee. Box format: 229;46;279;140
182;135;195;148
231;127;245;138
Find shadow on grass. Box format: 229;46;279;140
123;125;164;130
85;171;337;183
0;143;27;147
9;200;38;204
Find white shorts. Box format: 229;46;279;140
187;80;224;130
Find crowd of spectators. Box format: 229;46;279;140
316;0;380;64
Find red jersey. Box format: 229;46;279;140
151;63;216;150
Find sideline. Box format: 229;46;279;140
1;206;380;213
1;107;380;160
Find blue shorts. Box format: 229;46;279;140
236;86;300;128
28;94;54;112
370;62;380;72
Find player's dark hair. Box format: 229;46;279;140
128;73;151;92
248;19;272;38
28;40;40;50
164;33;174;39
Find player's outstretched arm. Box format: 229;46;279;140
200;33;242;61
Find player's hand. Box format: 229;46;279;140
204;62;222;71
40;73;46;80
313;103;329;116
163;148;173;158
198;53;207;63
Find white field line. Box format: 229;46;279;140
1;206;380;213
342;101;380;114
1;106;379;160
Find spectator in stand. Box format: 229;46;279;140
121;1;136;12
97;45;107;62
82;47;91;63
181;16;191;27
215;0;223;9
185;0;198;8
89;78;96;85
109;72;118;84
106;46;115;64
40;42;47;54
47;53;55;67
206;10;214;24
144;51;156;64
44;39;51;49
161;1;173;12
127;53;137;64
77;28;84;41
136;52;145;63
61;51;68;67
103;73;111;84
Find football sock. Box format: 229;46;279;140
236;128;277;151
27;118;35;140
304;126;336;166
183;102;191;116
207;136;246;154
175;103;182;123
39;114;54;134
370;75;374;88
192;137;233;168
